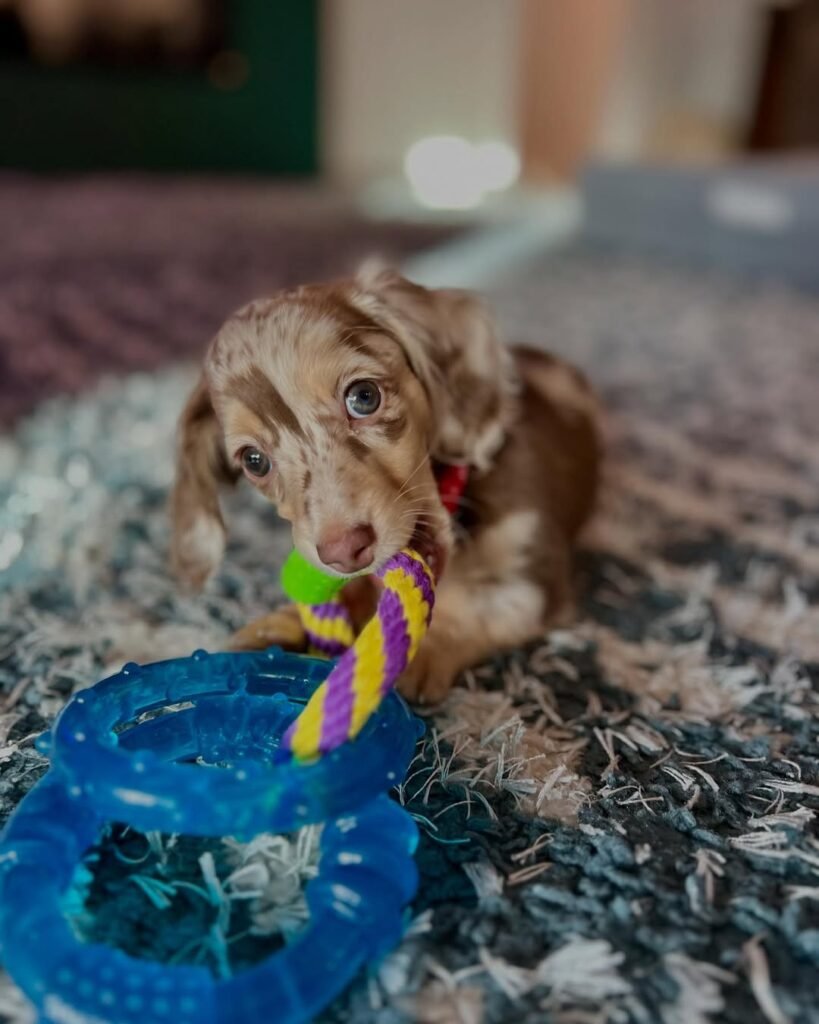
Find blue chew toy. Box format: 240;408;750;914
0;649;423;1024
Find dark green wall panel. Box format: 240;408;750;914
0;0;317;174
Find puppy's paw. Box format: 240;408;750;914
229;605;306;652
397;642;458;706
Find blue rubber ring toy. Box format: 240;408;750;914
0;649;424;1024
46;648;420;837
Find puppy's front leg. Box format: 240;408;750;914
398;572;550;705
229;577;378;653
229;603;307;652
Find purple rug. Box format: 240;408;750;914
0;175;457;426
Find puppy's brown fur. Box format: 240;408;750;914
171;266;601;702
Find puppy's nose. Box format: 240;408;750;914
316;523;376;574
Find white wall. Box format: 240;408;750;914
321;0;770;186
597;0;769;160
321;0;521;182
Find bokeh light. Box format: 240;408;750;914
404;135;520;210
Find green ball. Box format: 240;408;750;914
280;549;345;604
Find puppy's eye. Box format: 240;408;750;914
344;379;381;419
241;446;272;478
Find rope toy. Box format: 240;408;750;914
279;548;435;761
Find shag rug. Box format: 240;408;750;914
2;249;819;1024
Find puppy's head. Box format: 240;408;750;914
170;267;516;587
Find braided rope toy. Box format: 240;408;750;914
280;548;435;761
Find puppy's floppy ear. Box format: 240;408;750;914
170;373;238;589
352;265;517;469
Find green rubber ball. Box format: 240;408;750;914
280;549;345;604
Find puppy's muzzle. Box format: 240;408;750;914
316;522;377;574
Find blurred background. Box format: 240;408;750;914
2;0;817;182
0;0;818;422
3;8;819;1018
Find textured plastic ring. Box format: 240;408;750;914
0;649;423;1024
45;648;422;837
0;782;418;1024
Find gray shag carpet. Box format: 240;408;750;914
2;249;819;1024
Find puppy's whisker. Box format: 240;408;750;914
406;450;432;478
396;509;435;524
393;483;432;507
394;482;428;501
395;468;432;505
392;450;432;505
401;508;436;522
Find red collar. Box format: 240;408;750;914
435;462;470;516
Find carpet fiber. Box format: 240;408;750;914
1;247;818;1024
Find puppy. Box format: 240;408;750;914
170;266;600;703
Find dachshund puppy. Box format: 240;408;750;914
170;266;600;703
